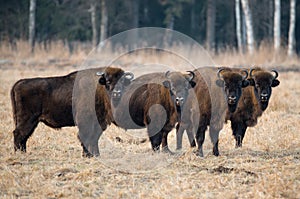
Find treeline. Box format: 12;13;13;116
0;0;299;55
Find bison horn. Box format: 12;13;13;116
217;68;226;79
124;72;134;80
241;70;248;80
186;71;195;81
96;72;105;76
249;68;257;77
165;71;171;78
271;69;278;79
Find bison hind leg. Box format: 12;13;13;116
13;120;39;153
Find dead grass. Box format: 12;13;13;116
0;43;299;198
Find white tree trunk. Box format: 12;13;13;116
235;0;242;53
99;0;108;46
288;0;296;57
274;0;281;52
29;0;36;53
241;0;254;54
90;1;97;48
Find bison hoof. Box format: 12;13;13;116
162;147;174;155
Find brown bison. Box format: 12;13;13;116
225;68;280;147
11;67;134;157
109;70;196;152
175;67;250;156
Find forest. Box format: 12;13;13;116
0;0;299;56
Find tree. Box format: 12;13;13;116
235;0;242;53
206;0;216;52
288;0;296;57
241;0;254;54
89;0;97;48
29;0;37;53
99;0;108;46
274;0;281;53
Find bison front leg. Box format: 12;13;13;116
149;132;163;152
195;125;207;157
231;121;247;148
176;123;196;150
209;126;221;156
77;122;102;157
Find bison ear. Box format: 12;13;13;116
123;79;132;86
98;75;106;85
271;79;280;87
163;80;171;88
242;80;250;88
189;81;196;88
248;78;255;86
215;79;224;87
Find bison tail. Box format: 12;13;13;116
10;83;18;127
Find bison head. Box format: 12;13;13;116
248;68;280;111
216;68;250;113
97;67;134;100
162;71;196;108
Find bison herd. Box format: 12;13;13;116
10;66;280;157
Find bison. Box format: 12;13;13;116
109;70;196;152
225;67;280;147
11;66;134;157
175;67;250;156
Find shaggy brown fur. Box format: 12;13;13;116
11;67;126;157
225;67;280;147
111;71;195;152
176;67;250;156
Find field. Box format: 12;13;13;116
0;44;300;198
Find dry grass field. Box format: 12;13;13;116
0;43;300;198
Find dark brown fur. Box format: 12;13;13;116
176;67;250;156
111;71;195;152
225;67;280;147
11;67;125;157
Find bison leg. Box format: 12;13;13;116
13;119;39;152
195;125;207;157
149;132;163;152
231;121;247;148
175;123;184;150
209;126;221;156
77;122;102;157
176;123;196;150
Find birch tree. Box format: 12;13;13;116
235;0;242;53
288;0;296;57
241;0;254;54
89;0;97;48
206;0;216;52
99;0;108;46
274;0;281;52
29;0;36;53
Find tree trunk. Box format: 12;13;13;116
29;0;36;54
99;0;108;47
190;0;196;35
268;0;274;39
274;0;281;52
90;0;97;48
127;0;139;49
235;0;242;53
206;0;216;52
241;0;254;54
288;0;296;57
